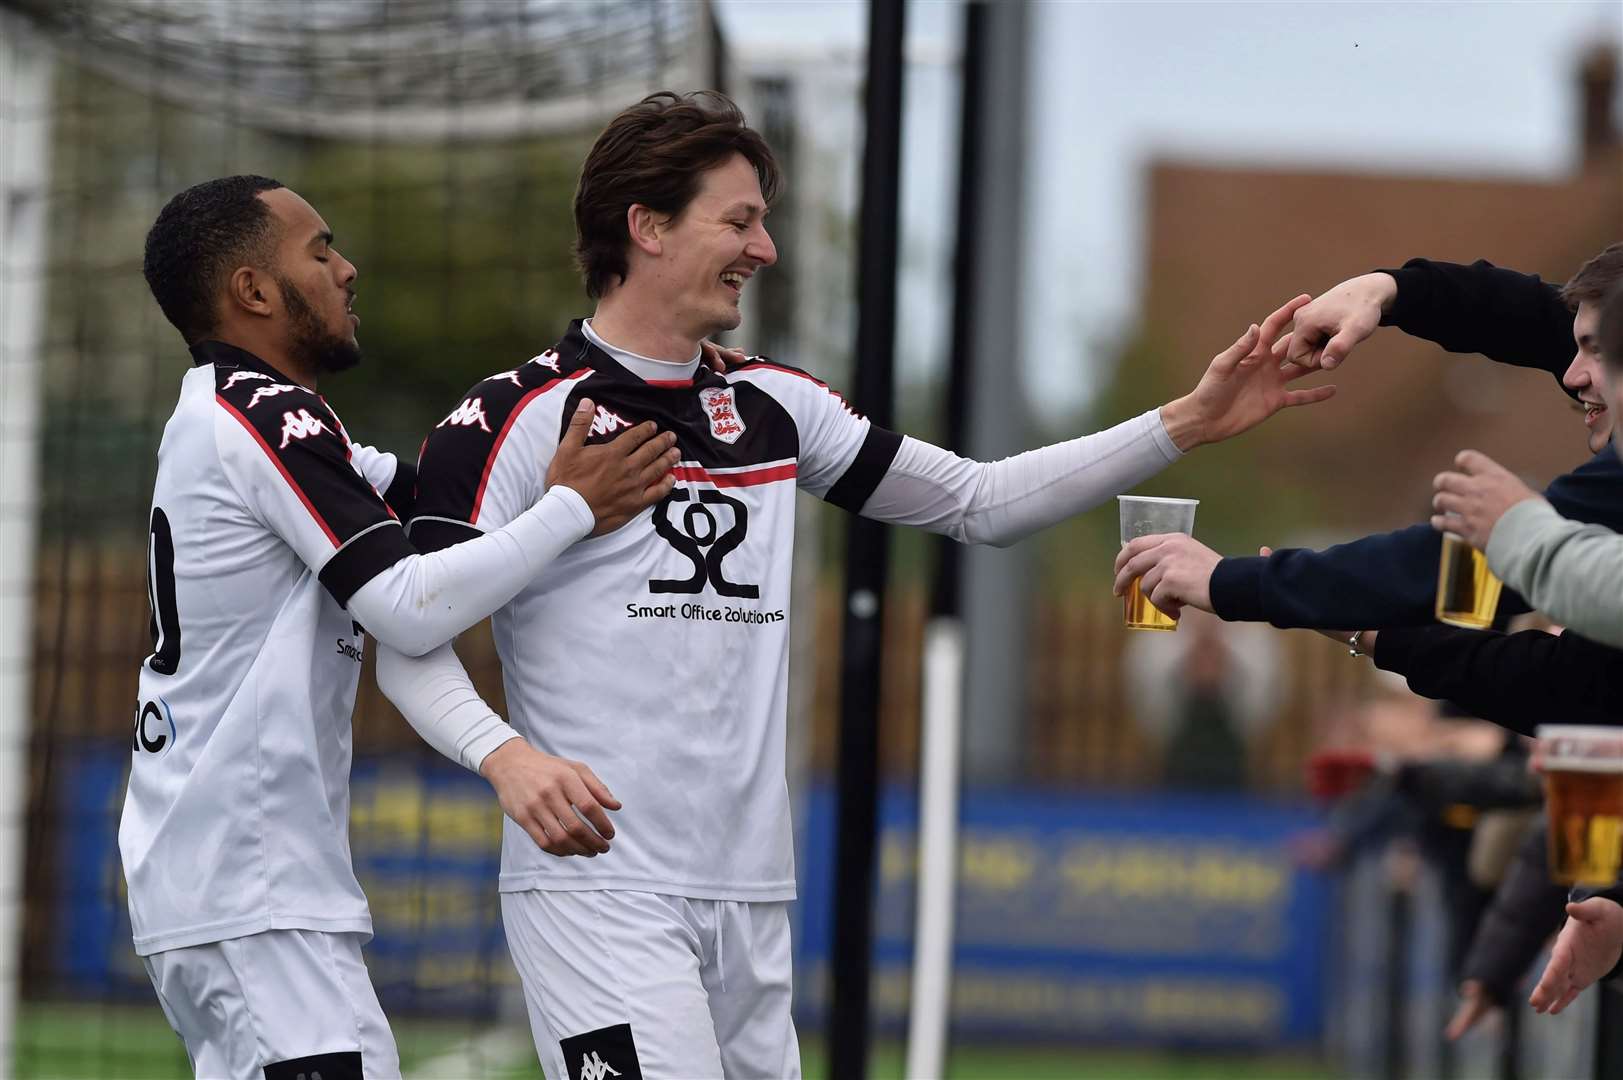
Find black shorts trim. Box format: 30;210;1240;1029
263;1050;363;1080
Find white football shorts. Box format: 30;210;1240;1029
140;928;400;1079
501;890;800;1080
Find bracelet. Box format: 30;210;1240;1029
1348;631;1367;658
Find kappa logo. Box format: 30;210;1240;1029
589;405;631;437
279;408;329;448
559;1022;642;1080
532;349;562;374
492;369;525;388
222;370;272;390
579;1053;621;1080
248;383;301;409
438;396;492;432
698;386;745;444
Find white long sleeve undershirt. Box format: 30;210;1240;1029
860;408;1181;545
347;485;594;656
376;641;521;771
376;408;1183;774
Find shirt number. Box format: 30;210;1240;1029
144;507;182;675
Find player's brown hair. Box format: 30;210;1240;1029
1599;280;1623;371
573;91;781;300
1561;241;1623;310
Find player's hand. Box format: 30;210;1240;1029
1111;533;1222;618
547;398;681;536
1159;294;1336;451
1271;271;1398;371
1444;980;1497;1041
1530;898;1623;1015
701;339;748;373
479;738;622;858
1430;449;1543;550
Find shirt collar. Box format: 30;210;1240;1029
188;340;300;385
580;319;702;385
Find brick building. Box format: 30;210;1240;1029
1137;45;1621;533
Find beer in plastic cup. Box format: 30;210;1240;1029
1538;725;1623;886
1435;531;1503;629
1117;496;1199;631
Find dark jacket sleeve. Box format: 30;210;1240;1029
1378;258;1575;389
1392;756;1543;813
1460;816;1570;1005
1210;449;1623;629
1207;257;1590;630
1373;625;1623;736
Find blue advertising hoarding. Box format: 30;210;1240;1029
52;744;1328;1045
796;786;1330;1045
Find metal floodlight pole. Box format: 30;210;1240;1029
904;3;988;1076
829;0;906;1075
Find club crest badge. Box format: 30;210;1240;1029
698;387;745;444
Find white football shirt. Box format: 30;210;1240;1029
411;321;901;900
120;341;418;955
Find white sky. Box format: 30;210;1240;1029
716;0;1622;418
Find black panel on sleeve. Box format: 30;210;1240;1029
382;459;417;520
826;425;904;513
211;348;402;547
318;522;416;608
408;517;483;554
415;361;569;528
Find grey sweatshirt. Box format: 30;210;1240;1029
1487;498;1623;648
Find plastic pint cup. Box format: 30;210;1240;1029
1118;496;1199;631
1435;532;1504;629
1538;725;1623;886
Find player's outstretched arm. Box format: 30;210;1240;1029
1157;294;1336;451
1530;898;1623;1015
848;301;1329;550
376;641;620;858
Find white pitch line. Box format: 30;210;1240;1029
406;1024;533;1079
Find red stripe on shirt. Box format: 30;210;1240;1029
471;371;587;524
672;462;798;488
217;396;340;547
645;378;693;388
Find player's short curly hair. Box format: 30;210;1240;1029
573;91;781;300
143;175;285;344
1561;241;1623;311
